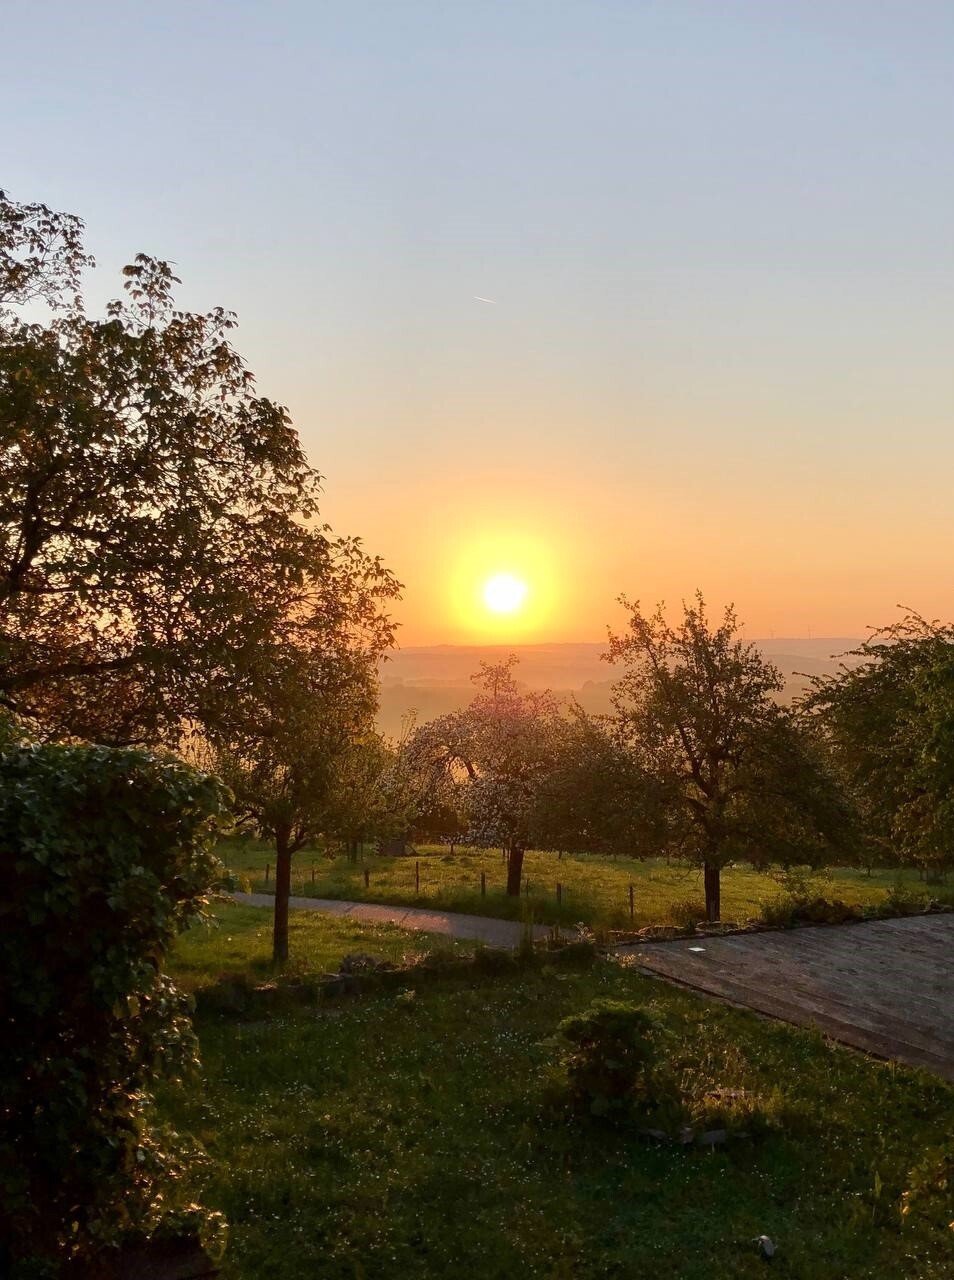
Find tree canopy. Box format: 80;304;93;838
209;565;398;964
607;593;854;920
806;612;954;879
0;189;361;745
534;707;666;860
409;657;562;895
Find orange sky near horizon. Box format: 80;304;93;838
314;435;953;646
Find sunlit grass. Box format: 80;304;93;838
165;908;954;1280
220;836;940;929
174;903;469;994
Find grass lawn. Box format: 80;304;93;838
172;903;470;995
219;836;944;930
164;902;954;1280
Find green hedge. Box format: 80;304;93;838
0;745;229;1276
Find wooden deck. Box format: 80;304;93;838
624;914;954;1080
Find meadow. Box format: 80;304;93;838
165;902;954;1280
219;837;938;931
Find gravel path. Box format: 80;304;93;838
232;891;555;948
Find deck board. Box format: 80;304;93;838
621;915;954;1080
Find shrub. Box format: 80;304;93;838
758;894;800;928
547;938;598;970
881;881;930;917
667;898;708;931
688;1086;777;1138
759;894;863;928
472;944;520;976
771;864;826;900
901;1146;954;1242
0;744;229;1276
554;1000;660;1116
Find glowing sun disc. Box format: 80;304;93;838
483;573;528;614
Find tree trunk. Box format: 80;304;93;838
347;838;359;863
506;845;525;897
272;830;292;967
703;861;721;923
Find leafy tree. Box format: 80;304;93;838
806;613;954;880
607;593;854;921
323;732;443;860
0;189;337;744
410;658;561;895
0;743;228;1275
326;734;395;859
210;561;398;964
360;714;467;852
535;707;666;859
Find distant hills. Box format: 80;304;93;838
377;639;863;738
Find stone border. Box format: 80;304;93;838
606;900;953;948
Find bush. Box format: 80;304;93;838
881;881;930;917
554;1000;660;1116
759;894;863;928
771;864;826;900
0;744;229;1276
901;1146;954;1242
667;898;708;930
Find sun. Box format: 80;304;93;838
445;529;557;638
483;572;528;615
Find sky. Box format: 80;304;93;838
4;1;954;643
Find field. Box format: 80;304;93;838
163;902;954;1280
219;837;940;930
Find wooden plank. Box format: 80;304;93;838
627;915;954;1080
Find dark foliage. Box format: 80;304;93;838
554;999;661;1116
0;744;228;1275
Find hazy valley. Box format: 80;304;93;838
377;638;863;736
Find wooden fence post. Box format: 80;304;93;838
364;867;370;890
415;860;420;894
480;871;486;897
265;864;270;885
629;883;634;921
556;882;563;906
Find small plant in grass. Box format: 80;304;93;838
772;864;827;901
900;1146;954;1242
688;1086;778;1139
552;1000;662;1117
667;898;708;931
882;880;930;917
758;894;799;928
